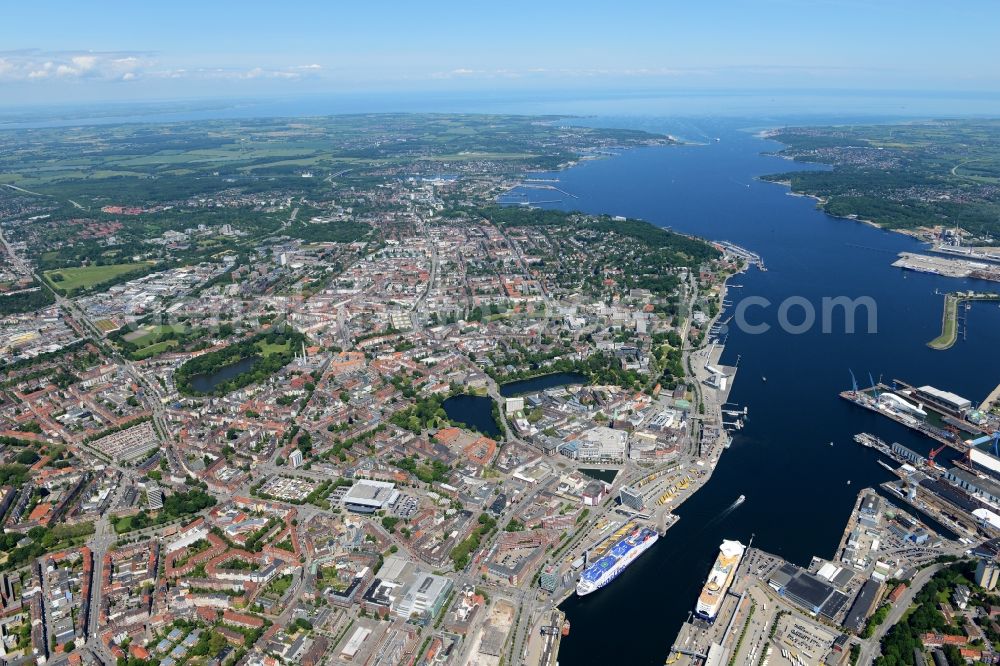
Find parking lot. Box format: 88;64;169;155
392;493;418;518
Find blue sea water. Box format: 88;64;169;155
3;89;996;663
534;117;1000;665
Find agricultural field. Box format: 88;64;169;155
0;114;668;202
0;114;668;277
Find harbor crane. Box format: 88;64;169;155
928;444;948;467
967;432;1000;458
868;372;880;398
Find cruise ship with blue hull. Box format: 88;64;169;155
577;526;658;596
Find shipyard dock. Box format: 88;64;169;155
930;243;1000;266
837;375;995;453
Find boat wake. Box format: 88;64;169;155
703;496;746;528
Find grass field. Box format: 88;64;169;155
256;340;292;357
121;324;187;359
132;339;179;360
927;294;958;350
123;324;184;346
44;262;153;293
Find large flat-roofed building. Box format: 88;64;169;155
361;555;453;623
343;479;399;514
340;627;372;660
945;466;1000;505
891;442;926;466
914;385;972;416
919;477;982;513
146;481;164;510
397;571;452;620
575;426;628;463
768;562;849;620
843;578;883;633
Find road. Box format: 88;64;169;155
2;182;48;197
411;223;438;331
856;563;942;665
83;513;119;663
335;304;352;349
1;222;180;660
1;223;173;449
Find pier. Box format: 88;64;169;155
927;290;1000;350
892;251;1000;281
714;240;766;271
929;243;1000;266
517;182;580;199
839;388;962;451
981;381;1000;412
838;373;989;452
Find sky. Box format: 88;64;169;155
2;0;999;107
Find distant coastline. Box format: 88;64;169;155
757;131;932;241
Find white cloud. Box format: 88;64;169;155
70;55;98;71
0;50;150;82
148;65;321;81
0;50;325;86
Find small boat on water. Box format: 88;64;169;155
762;376;767;382
734;494;746;506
